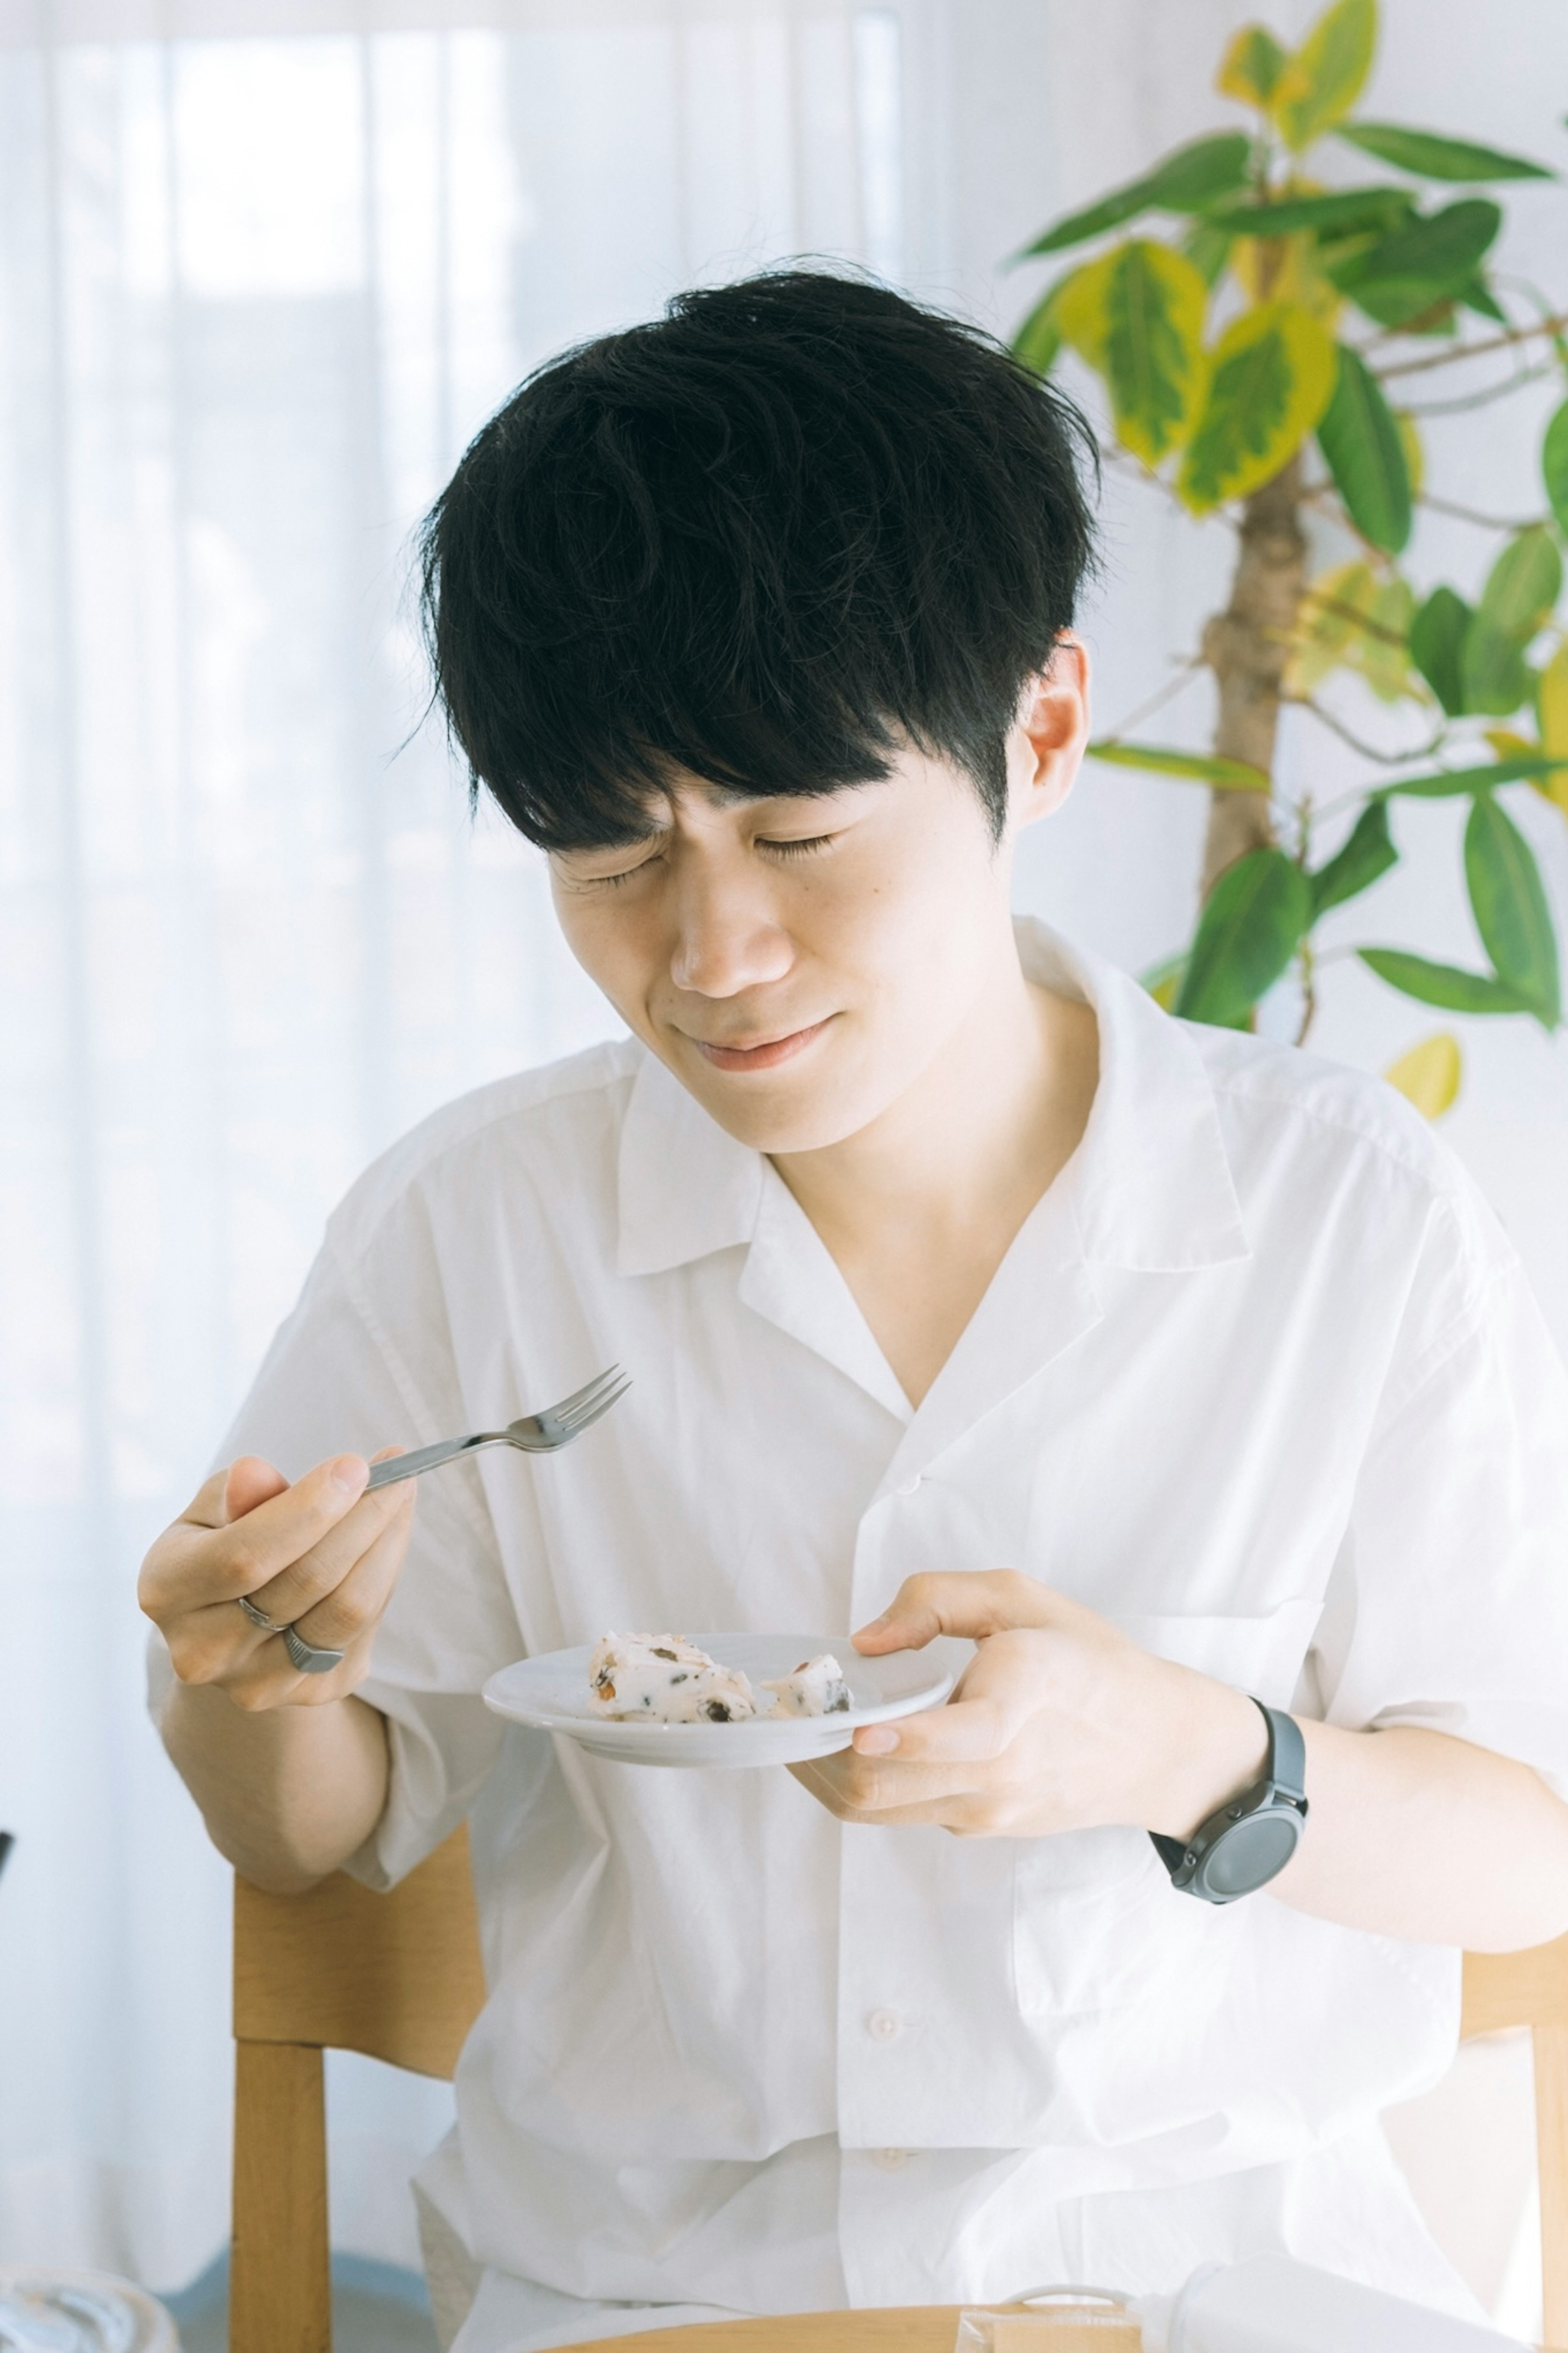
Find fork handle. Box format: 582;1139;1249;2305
365;1434;501;1490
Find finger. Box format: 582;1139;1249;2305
851;1684;1032;1766
853;1569;1062;1653
285;1491;413;1655
787;1758;989;1830
242;1472;414;1629
145;1453;372;1620
224;1456;290;1523
799;1741;989;1816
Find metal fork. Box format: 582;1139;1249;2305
363;1366;630;1490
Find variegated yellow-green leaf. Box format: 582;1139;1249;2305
1395;409;1423;500
1054;240;1209;466
1273;0;1377;154
1535;640;1568;819
1217;25;1288;107
1285;558;1378;697
1178;301;1337;512
1286;560;1413;701
1384;1033;1461;1118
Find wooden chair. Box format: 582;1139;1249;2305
233;1827;1568;2351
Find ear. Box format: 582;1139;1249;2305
1004;633;1091;834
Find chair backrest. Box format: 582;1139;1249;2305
230;1825;485;2353
229;1842;1566;2353
1461;1931;1568;2348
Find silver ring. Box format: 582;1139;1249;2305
238;1594;290;1635
282;1622;346;1675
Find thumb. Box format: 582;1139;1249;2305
223;1455;291;1524
853;1569;1062;1652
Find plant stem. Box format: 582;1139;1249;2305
1200;460;1305;894
1374;311;1568;384
1296;935;1318;1047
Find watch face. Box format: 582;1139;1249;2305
1201;1808;1302;1901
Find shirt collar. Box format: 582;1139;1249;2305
615;918;1250;1283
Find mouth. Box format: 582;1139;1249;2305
684;1017;833;1073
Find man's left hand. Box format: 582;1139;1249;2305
789;1570;1267;1841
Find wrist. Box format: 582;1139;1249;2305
1144;1666;1271;1842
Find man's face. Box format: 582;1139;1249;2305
549;671;1084;1155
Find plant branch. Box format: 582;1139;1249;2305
1293;595;1407;649
1287;696;1447;767
1099;656;1207;744
1372;311;1568;384
1419;491;1547;531
1404;362;1556;418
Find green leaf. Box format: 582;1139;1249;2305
1459;273;1507;323
1055;241;1209;464
1543;399;1568;536
1175;852;1316;1026
1182;221;1234;287
1310;798;1398;916
1087;741;1271;789
1358;948;1538;1015
1462;526;1563;715
1273;0;1377;153
1464;793;1561;1021
1179;301;1337;511
1013;272;1071;375
1378;754;1568;798
1409;585;1472;715
1478;523;1564;639
1177;850;1313;1028
1327;198;1503;329
1337;121;1554;182
1207;185;1412;239
1016;134;1254;259
1217;25;1289;108
1316;343;1412;551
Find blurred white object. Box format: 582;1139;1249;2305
1134;2255;1531;2352
0;2270;177;2353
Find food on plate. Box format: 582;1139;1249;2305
761;1654;852;1717
588;1632;760;1723
587;1634;852;1724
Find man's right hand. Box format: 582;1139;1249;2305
139;1451;417;1712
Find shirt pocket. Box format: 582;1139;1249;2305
1106;1594;1326;1708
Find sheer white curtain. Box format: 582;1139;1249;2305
0;0;947;2291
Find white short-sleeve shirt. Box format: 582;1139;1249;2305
216;922;1568;2323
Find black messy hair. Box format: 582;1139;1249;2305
419;268;1098;850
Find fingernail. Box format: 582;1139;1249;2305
331;1455;368;1495
857;1727;899;1755
856;1613;890;1637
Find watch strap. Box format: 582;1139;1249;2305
1149;1697;1308;1892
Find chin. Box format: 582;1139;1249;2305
683;1070;877;1156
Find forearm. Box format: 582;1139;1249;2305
159;1678;390;1893
1272;1720;1568;1951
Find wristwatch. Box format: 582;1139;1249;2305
1150;1698;1308;1904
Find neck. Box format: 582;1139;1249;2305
770;930;1099;1404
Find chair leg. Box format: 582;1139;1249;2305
232;2039;331;2353
1535;2019;1568;2351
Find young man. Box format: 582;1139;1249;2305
143;273;1568;2350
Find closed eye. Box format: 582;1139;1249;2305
757;834;837;860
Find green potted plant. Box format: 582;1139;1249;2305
1012;0;1568;1114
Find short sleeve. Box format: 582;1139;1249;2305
1308;1194;1568;1797
212;1199;525;1890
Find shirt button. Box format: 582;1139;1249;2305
873;2147;909;2171
895;1476;921;1497
867;2007;902;2041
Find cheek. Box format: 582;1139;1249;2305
551;888;659;1017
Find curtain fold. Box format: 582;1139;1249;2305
0;2;914;2288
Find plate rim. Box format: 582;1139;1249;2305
481;1630;960;1740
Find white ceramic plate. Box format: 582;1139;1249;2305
483;1632;969;1767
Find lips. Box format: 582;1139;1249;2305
686;1017;832;1072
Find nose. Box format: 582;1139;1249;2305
668;853;794;999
